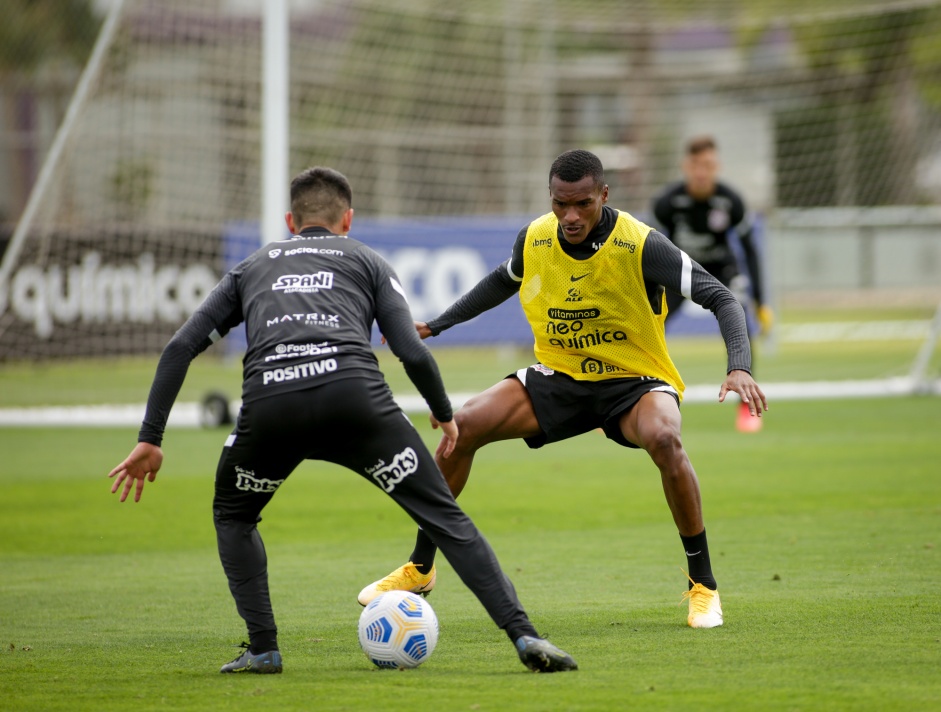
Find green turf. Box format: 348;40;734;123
0;333;937;408
2;396;940;711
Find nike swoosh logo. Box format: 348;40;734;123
685;550;702;557
570;274;589;282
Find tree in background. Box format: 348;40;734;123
772;5;941;206
0;0;99;227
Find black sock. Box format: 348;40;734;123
250;633;278;655
507;623;539;644
409;527;438;575
680;529;717;590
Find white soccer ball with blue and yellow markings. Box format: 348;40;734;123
358;590;438;669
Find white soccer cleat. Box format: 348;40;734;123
682;583;723;628
357;562;436;606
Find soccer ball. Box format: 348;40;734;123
358;591;438;669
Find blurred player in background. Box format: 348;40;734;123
107;167;576;674
359;149;768;630
652;135;773;432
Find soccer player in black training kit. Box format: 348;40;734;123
652;135;773;432
359;150;768;629
108;167;576;674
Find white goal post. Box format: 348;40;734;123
261;0;289;247
910;300;941;394
0;0;126;295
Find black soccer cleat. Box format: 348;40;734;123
220;642;283;674
515;635;578;672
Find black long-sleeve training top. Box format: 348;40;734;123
138;226;451;446
652;180;765;305
426;206;751;374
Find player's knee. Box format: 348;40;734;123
643;426;684;465
213;508;262;527
451;408;489;452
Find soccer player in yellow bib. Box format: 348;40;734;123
359;149;767;629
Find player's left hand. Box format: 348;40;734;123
430;415;458;459
719;370;768;418
757;304;774;334
380;321;432;345
108;442;163;503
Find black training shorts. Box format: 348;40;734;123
511;364;680;449
212;376;451;523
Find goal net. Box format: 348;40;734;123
1;0;939;372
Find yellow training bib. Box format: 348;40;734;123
520;210;685;399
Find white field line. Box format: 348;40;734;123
777;320;930;343
0;377;937;428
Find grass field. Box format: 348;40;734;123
1;329;939;409
2;312;940;710
2;399;940;709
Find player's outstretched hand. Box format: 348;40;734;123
430;415;458;459
719;369;768;417
108;442;164;503
380;321;432;345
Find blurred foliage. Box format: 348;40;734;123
109;156;155;219
0;0;100;75
784;6;936;205
912;8;941;109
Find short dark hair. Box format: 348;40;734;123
549;149;605;188
685;135;717;156
290;167;352;227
